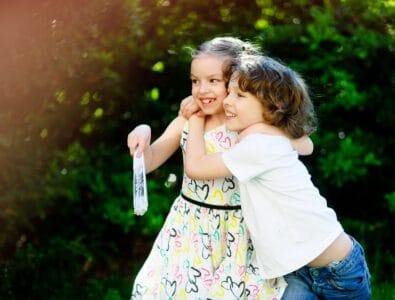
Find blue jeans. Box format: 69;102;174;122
282;236;371;300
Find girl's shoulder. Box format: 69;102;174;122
182;120;227;134
205;123;227;134
172;115;188;128
181;122;237;152
165;116;188;136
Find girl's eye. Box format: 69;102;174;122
211;79;221;83
237;93;245;98
191;79;198;84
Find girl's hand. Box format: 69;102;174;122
178;96;200;119
291;135;314;156
127;124;151;157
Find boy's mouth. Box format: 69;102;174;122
225;110;236;118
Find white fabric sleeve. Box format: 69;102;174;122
222;135;294;183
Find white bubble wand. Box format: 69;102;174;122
133;150;148;215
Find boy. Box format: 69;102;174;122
185;55;371;299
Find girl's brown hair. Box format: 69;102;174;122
191;37;261;85
191;37;260;59
232;55;316;138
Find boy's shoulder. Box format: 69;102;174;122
243;133;290;146
235;133;293;157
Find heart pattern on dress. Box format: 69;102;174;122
161;277;177;297
221;276;246;298
222;176;236;193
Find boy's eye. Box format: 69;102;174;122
191;79;198;84
210;79;221;83
237;93;245;98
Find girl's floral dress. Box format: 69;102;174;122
131;124;286;300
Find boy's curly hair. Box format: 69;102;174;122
228;55;317;138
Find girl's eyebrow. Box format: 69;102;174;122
190;73;223;78
207;73;223;77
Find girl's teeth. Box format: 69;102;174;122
201;99;213;104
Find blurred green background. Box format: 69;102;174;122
0;0;394;299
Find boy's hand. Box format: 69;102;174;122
178;96;200;119
190;112;205;121
127;124;151;157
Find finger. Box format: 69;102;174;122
180;101;186;111
127;134;133;149
184;101;192;111
180;103;192;118
129;144;136;156
197;110;206;118
136;142;145;157
129;137;139;156
127;132;133;147
187;102;199;114
180;96;191;109
183;106;194;118
192;99;199;109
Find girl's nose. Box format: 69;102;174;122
198;82;209;93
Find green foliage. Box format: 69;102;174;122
0;240;132;299
372;282;395;300
315;129;381;187
0;141;178;297
386;192;395;215
0;0;394;297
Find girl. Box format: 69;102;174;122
185;54;371;300
128;37;310;299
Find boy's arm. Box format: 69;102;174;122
243;123;314;156
127;116;186;173
185;115;232;179
291;135;314;156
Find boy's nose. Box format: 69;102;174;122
223;94;232;105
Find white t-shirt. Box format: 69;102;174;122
222;133;343;279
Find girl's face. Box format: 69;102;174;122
223;73;265;134
190;55;228;116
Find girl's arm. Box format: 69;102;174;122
127;116;186;173
185;115;232;179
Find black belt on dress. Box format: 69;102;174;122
180;192;241;210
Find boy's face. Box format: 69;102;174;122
190;55;228;117
223;73;265;133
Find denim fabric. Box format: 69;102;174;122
282;236;371;300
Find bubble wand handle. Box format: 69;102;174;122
133;151;148;215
